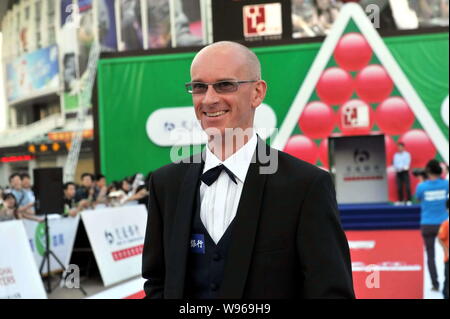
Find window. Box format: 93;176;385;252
49;26;56;44
36;1;41;21
47;0;55;15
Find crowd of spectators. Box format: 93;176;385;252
0;171;151;221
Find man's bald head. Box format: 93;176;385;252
190;41;262;80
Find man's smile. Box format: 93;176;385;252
203;110;229;118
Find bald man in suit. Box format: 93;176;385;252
142;41;355;299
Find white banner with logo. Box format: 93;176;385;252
23;214;80;274
81;205;148;287
0;220;47;299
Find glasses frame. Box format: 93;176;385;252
185;80;258;94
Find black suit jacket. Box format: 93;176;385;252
142;138;355;299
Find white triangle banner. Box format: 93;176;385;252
272;3;449;164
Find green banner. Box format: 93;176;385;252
97;32;448;182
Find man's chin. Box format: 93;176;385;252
202;125;226;138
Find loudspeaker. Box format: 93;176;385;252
33;167;64;215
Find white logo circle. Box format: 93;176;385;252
442;95;449;127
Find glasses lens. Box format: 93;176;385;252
214;81;238;93
191;82;208;94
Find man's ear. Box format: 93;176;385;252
252;80;267;109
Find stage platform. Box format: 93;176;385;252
339;203;421;230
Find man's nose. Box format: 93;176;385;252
201;84;220;105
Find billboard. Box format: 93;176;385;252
96;5;448;195
5;45;59;103
119;0;144;50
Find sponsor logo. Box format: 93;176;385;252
243;3;282;38
34;222;65;256
342;102;370;129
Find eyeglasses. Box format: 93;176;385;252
185;80;257;94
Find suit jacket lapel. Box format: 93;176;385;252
165;153;204;298
219;138;269;298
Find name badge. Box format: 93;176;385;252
190;234;205;254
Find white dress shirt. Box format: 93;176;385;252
393;151;411;172
200;132;258;244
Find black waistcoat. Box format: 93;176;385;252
185;187;235;299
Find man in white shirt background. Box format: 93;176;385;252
393;142;413;205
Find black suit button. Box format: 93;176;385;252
212;253;221;261
210;283;219;291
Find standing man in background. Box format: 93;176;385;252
20;172;35;214
8;173;34;215
393;142;412;205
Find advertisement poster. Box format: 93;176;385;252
120;0;144;50
81;205;147;286
22;214;80;274
0;221;47;299
147;0;171;48
60;0;95;113
5;45;59;103
172;0;203;47
98;0;117;51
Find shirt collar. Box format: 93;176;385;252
203;132;258;183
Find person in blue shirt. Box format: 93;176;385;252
393;142;412;205
416;159;450;292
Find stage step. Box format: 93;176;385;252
338;203;421;230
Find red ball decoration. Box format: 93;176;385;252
376;97;415;135
337;99;375;135
316;67;354;106
387;166;421;202
398;129;437;168
298;101;336;139
319;138;329;168
283;135;319;164
385;134;397;166
355;65;394;103
334;33;372;71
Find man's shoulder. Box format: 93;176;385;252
273;147;330;181
151;152;203;181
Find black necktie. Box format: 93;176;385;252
200;164;237;186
